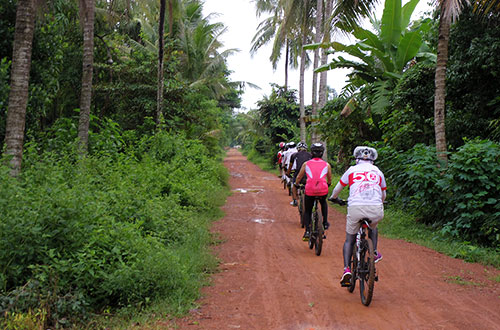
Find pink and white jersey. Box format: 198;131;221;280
340;162;386;205
305;158;329;196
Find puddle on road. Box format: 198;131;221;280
233;188;264;194
252;218;275;224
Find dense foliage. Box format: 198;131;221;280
0;125;228;326
0;0;240;327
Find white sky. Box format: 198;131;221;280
202;0;433;111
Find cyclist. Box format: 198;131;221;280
287;141;311;206
328;146;386;286
277;142;285;177
295;143;332;241
282;141;297;190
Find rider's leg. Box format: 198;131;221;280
369;227;378;251
343;233;357;269
318;196;328;228
303;195;314;234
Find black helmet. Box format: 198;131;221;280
310;143;324;158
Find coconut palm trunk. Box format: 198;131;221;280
299;34;307;141
318;0;332;160
3;0;36;176
311;0;323;143
77;0;95;153
157;0;166;126
284;38;289;90
434;5;450;165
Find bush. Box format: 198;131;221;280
0;130;228;327
376;139;500;248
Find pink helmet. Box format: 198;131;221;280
279;142;285;149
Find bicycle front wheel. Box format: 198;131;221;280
348;243;358;293
358;237;375;306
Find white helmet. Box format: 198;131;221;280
353;146;378;161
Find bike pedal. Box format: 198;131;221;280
375;276;379;281
340;282;351;287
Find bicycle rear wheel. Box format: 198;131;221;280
315;211;323;256
348;243;358;293
358;238;375;306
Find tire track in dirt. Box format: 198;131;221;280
170;149;500;330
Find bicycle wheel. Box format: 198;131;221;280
348;242;358;293
358;237;375;306
315;210;323;256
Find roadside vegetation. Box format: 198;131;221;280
1;0;239;328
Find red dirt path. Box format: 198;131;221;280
170;149;500;329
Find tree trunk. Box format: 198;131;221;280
3;0;36;176
284;39;289;90
78;0;95;153
157;0;166;127
318;0;332;160
311;0;323;143
299;35;307;142
434;7;449;165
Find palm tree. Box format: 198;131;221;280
157;0;166;126
3;0;37;176
77;0;96;153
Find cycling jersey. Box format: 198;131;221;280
304;158;329;196
283;147;297;169
339;161;387;206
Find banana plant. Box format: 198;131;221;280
310;0;435;114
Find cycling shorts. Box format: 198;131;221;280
346;204;384;235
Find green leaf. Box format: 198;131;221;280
396;31;422;71
380;0;403;47
402;0;421;29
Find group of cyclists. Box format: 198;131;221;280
277;142;387;287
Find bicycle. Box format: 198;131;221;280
330;198;377;306
308;196;325;256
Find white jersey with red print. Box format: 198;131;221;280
340;161;387;206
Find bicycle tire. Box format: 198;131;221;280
359;237;375;306
315;210;323;256
348;243;358;293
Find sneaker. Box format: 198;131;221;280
340;268;352;286
302;231;310;241
327;196;336;202
290;200;297;207
323;221;330;230
374;251;383;263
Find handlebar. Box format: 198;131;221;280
329;197;346;206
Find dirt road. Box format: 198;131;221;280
171;149;500;329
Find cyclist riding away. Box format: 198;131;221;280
277;142;285;177
287;142;311;206
295;143;332;241
282;141;297;190
328;146;386;286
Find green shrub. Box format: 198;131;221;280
376;139;500;248
0;130;228;326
